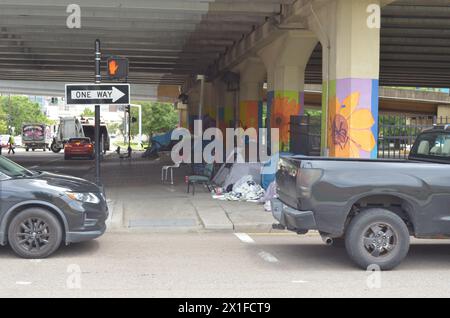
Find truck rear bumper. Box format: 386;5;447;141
271;198;317;232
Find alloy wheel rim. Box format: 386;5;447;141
16;218;51;251
363;223;397;258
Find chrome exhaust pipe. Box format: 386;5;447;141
321;236;334;246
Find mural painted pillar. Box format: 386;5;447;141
224;89;235;129
213;79;227;135
234;58;266;131
309;0;380;158
259;31;318;151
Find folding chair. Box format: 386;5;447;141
186;163;214;195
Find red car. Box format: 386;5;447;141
64;137;94;160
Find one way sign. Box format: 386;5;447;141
65;84;130;105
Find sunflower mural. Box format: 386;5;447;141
271;91;302;151
328;91;376;158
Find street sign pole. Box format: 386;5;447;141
94;39;101;187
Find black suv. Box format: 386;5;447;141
0;156;108;258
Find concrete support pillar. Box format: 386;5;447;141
187;86;200;132
234;57;266;130
437;105;450;123
213;79;226;133
309;0;380;158
258;31;318;151
224;88;236;129
203;82;216;129
179;105;188;129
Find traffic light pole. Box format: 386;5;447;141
94;39;102;187
128;105;132;157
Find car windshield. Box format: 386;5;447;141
411;132;450;162
0;156;34;178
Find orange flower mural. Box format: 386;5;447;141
271;94;301;150
328;92;376;158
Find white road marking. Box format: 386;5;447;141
292;280;308;284
29;259;42;263
258;251;279;263
15;281;32;285
234;233;255;244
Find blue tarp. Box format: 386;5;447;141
261;152;293;190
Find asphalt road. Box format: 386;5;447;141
0;232;450;298
3;151;450;298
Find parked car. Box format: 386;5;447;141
272;126;450;270
64;137;94;160
0;155;108;258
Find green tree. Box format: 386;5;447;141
0;96;50;134
0;106;7;134
107;122;120;135
128;102;179;140
81;107;95;117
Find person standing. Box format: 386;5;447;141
7;135;15;155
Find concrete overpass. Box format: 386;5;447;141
0;0;449;158
0;0;448;86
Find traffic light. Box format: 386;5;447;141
107;56;129;80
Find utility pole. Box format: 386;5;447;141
94;39;102;186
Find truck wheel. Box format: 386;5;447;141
345;208;410;270
7;208;63;259
25;148;29;152
51;142;61;153
32;148;35;152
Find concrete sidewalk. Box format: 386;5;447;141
100;152;276;233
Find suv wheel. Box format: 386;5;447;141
7;208;63;259
345;208;410;270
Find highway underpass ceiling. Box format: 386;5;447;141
0;0;449;88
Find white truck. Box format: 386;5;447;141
22;123;52;152
80;117;110;154
50;117;85;153
50;116;110;154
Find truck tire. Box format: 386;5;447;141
25;148;29;152
51;142;61;153
7;208;63;259
345;208;410;270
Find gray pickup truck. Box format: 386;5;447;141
272;126;450;270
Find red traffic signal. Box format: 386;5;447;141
107;56;129;80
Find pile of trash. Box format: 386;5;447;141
212;175;273;204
